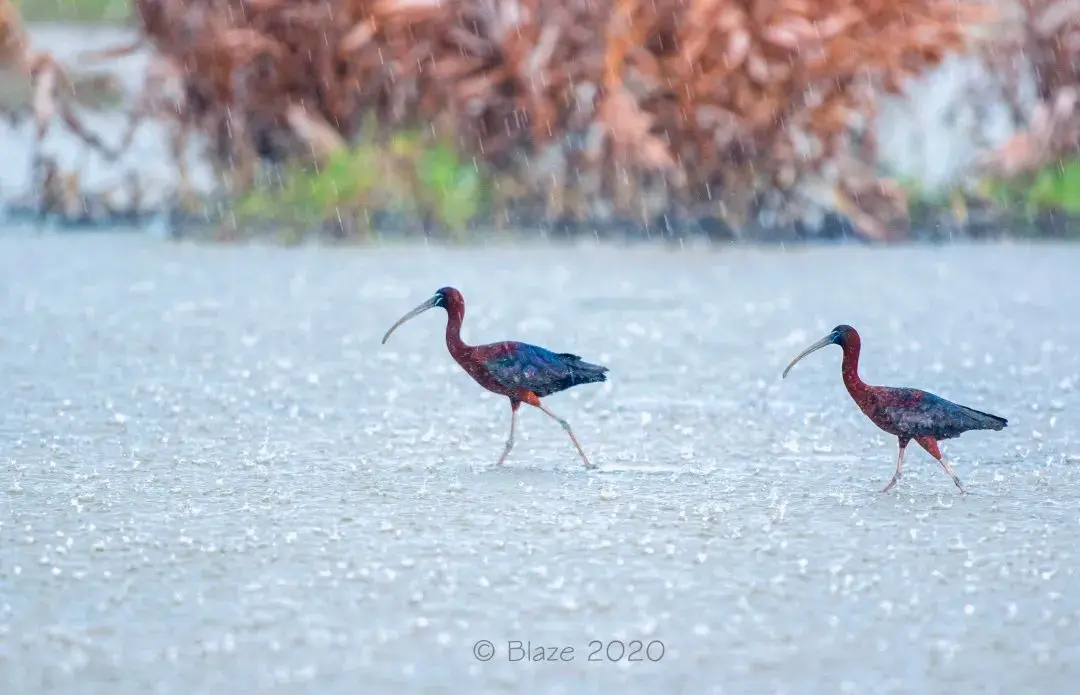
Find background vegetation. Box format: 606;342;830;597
6;0;1080;241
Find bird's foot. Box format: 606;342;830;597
881;473;900;493
495;441;514;467
953;476;967;494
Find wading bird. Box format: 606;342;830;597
381;287;608;469
782;324;1007;493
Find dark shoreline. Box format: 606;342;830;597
5;195;1080;247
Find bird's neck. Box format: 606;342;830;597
840;343;870;400
444;304;468;358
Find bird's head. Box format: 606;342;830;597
431;286;463;309
381;286;463;344
782;324;859;378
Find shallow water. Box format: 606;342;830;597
1;234;1078;694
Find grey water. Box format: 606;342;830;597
1;234;1078;694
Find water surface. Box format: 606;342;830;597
1;235;1078;694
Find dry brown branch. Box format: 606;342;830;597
77;39;146;63
2;0;124;159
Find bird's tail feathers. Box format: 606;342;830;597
960;405;1008;431
561;354;608;385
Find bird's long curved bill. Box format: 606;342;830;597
381;295;439;344
782;335;834;379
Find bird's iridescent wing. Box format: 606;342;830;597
880;389;999;439
481;343;600;398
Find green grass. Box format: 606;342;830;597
980;158;1080;220
13;0;132;23
233;127;491;241
896;158;1080;238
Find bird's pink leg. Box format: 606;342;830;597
526;394;596;470
916;436;966;493
496;399;520;466
882;437;908;493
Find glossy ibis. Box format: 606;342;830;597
381;287;608;469
782;324;1007;493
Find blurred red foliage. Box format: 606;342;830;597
121;0;991;235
